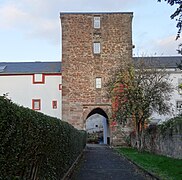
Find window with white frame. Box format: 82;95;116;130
96;77;102;89
94;16;100;28
178;78;182;94
93;42;100;54
176;101;182;114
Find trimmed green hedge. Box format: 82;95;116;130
0;96;86;179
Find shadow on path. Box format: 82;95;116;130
70;144;146;180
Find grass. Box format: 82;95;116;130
116;147;182;180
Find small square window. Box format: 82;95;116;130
32;99;41;110
52;100;57;109
33;74;44;84
96;77;102;89
94;17;100;28
93;42;100;54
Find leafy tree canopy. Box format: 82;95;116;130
107;59;173;150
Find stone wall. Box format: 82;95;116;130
131;122;182;159
60;12;133;135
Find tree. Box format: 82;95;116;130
158;0;182;40
107;58;173;151
158;1;182;55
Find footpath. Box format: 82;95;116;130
69;144;149;180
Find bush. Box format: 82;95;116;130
0;96;86;179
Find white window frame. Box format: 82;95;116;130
94;16;100;29
93;42;101;54
96;77;102;89
176;101;182;114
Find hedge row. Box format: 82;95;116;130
0;96;86;179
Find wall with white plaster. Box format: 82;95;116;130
0;74;62;119
151;69;182;123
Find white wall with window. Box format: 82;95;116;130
151;70;182;123
0;74;62;119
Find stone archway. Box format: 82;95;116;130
83;107;111;144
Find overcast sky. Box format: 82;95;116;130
0;0;181;62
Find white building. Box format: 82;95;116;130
134;56;182;123
0;62;62;119
0;57;182;124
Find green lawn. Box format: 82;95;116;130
116;147;182;180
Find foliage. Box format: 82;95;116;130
87;131;103;144
117;147;182;180
107;59;173;150
158;116;182;135
0;96;87;179
158;0;182;40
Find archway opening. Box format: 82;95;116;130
86;108;110;145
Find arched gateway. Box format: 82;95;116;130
60;12;133;145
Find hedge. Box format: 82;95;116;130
0;96;86;179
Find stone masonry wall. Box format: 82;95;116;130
60;12;133;142
130;124;182;159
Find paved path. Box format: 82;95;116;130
70;144;147;180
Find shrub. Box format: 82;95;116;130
0;96;86;179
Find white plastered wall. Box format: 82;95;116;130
0;74;62;119
151;69;182;123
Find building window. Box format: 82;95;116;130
93;42;100;54
32;99;41;110
96;77;102;89
94;16;100;28
178;78;182;94
52;100;57;109
33;74;45;84
176;101;182;114
59;84;62;90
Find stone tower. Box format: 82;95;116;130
60;12;133;137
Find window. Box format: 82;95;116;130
176;101;182;114
59;84;62;90
94;16;100;28
32;99;41;110
52;100;57;109
33;74;45;84
96;77;102;89
178;78;182;94
93;42;100;54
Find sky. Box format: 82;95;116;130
0;0;181;62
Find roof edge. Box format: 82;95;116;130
60;11;133;17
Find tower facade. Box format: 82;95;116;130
60;12;133;133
